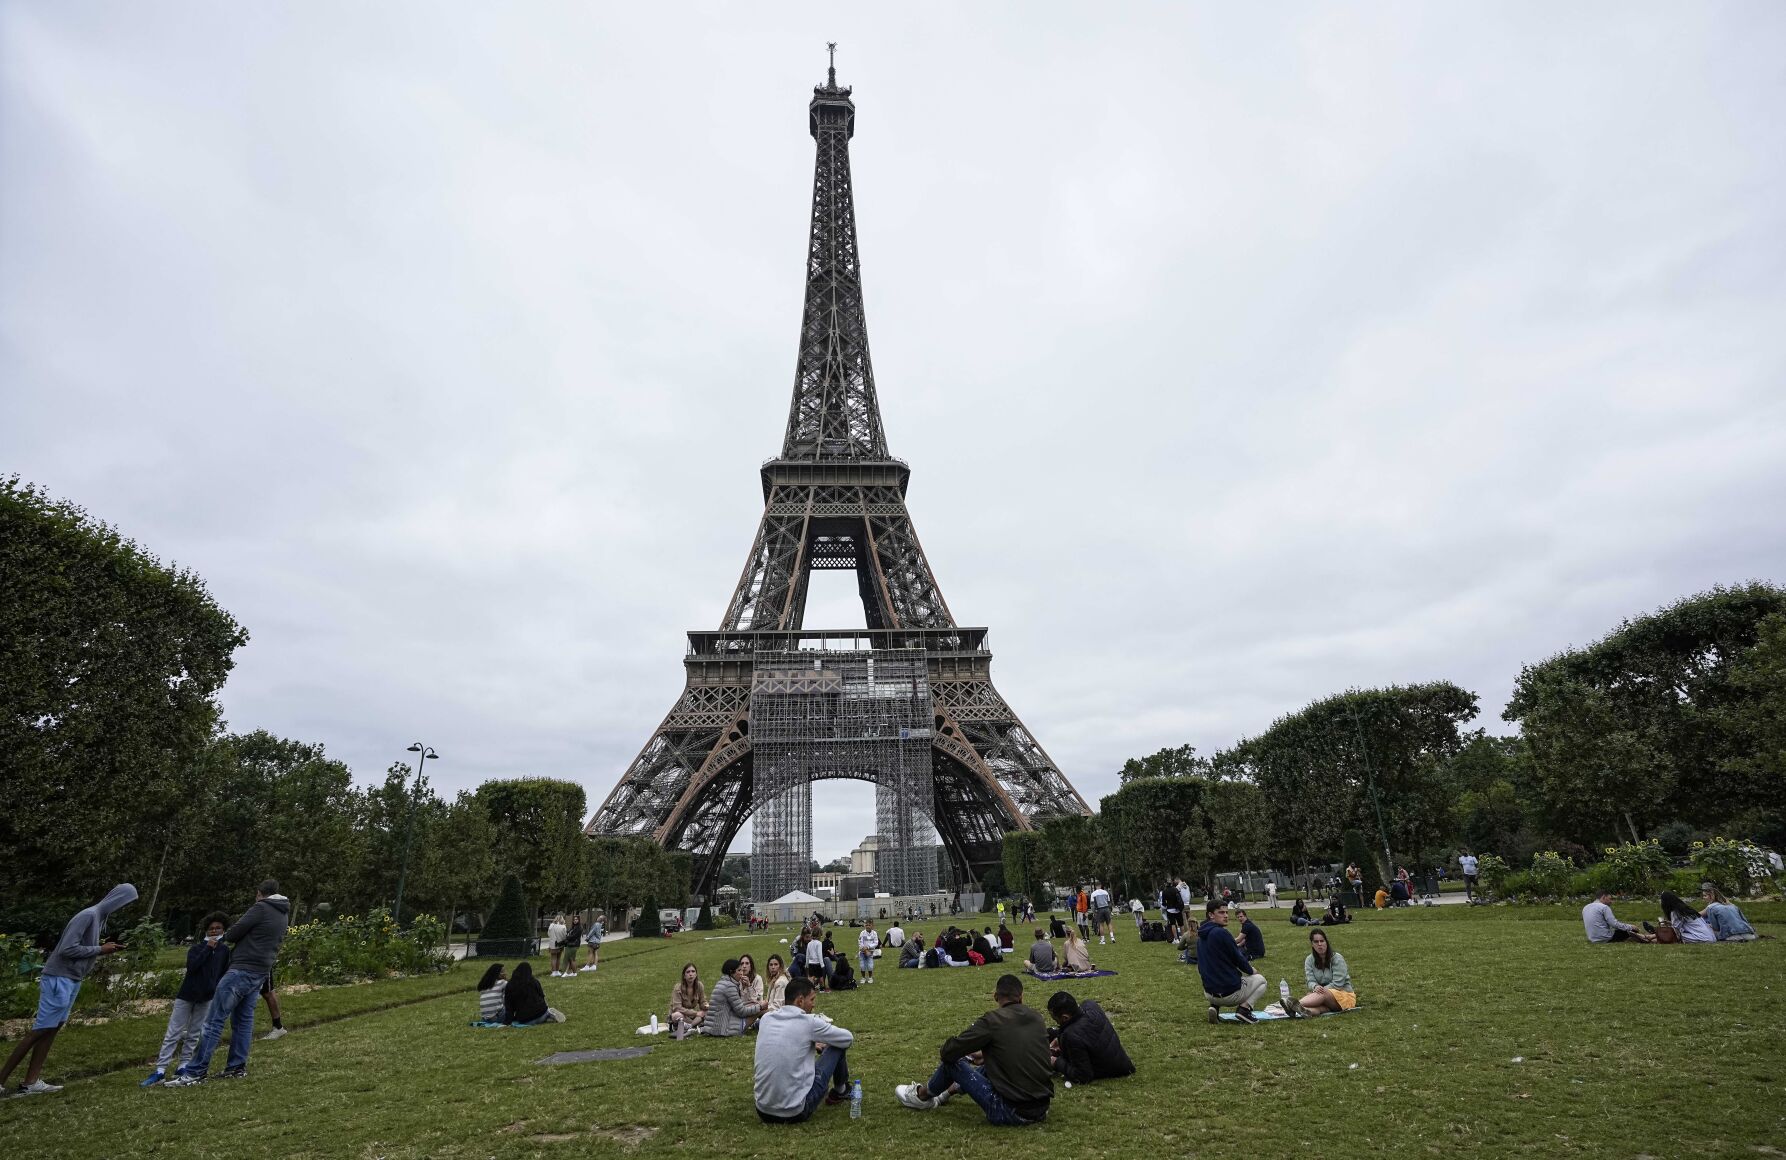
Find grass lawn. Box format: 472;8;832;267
3;903;1783;1158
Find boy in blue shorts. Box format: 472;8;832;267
1;884;137;1096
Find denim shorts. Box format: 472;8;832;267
34;975;81;1030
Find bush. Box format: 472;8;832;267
694;903;714;931
0;898;91;946
1692;836;1777;897
0;932;46;1019
1501;870;1536;901
481;875;531;941
631;897;662;939
1476;853;1512;898
1529;851;1575;899
1342;829;1384;895
279;907;449;985
1596;840;1671;896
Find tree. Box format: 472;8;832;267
1505;583;1786;842
476;778;588;920
631;896;662;938
1341;830;1383;895
1097;777;1207;891
1001;831;1047;900
477;874;532;956
1039;815;1107;889
417;791;498;939
1;476;249;903
1117;744;1205;784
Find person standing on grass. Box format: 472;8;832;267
895;974;1053;1124
1;883;136;1097
857;919;881;985
1090;883;1114;945
1161;882;1183;941
1582;890;1655;944
1197;900;1266;1024
164;879;290;1086
143;911;232;1085
546;913;568;977
1283;928;1357;1016
1045;991;1134;1084
580;912;605;972
560;914;582;977
1459;851;1480;900
754;977;854;1123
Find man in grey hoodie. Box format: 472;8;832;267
1;883;137;1095
165;880;290;1086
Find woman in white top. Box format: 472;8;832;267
1660;892;1716;944
738;953;765;1005
763;954;790;1009
546;914;569;976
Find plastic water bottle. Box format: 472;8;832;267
850;1079;862;1119
1279;979;1291;1008
649;1014;659;1034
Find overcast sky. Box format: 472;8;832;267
5;3;1783;861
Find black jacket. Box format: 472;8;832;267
941;1002;1054;1121
225;895;291;975
502;966;547;1023
1053;1000;1134;1084
1240;919;1265;960
176;940;232;1003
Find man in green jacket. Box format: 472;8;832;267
895;974;1053;1125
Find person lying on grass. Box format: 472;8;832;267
670;962;709;1038
1282;929;1357;1017
895;974;1054;1125
1700;884;1758;942
1197;900;1266;1024
1582;891;1656;944
476;963;507;1023
1045;991;1134;1084
754;976;854;1124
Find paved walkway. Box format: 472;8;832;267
448;931;632;961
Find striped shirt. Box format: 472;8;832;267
479;981;507;1022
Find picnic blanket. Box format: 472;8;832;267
1217;1005;1363;1023
1027;969;1118;981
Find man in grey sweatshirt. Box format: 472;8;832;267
165;880;291;1086
753;977;854;1123
0;883;136;1096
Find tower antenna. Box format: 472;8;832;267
827;41;837;87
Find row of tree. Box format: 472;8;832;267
1025;584;1786;895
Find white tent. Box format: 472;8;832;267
762;890;824;922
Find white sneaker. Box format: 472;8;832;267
895;1083;938;1111
1099;936;1106;945
261;1027;287;1040
15;1079;62;1095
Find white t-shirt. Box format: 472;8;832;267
1129;899;1144;913
547;921;567;947
805;939;825;967
885;926;905;947
1090;887;1111;910
1460;855;1479;877
857;928;880;953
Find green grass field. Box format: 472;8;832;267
3;902;1783;1158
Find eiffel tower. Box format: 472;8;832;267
585;50;1090;899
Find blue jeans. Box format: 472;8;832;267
926;1058;1043;1126
759;1046;850;1123
185;969;265;1077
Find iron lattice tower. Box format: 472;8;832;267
585;53;1090;899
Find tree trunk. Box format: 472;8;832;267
1624;811;1643;845
146;839;172;919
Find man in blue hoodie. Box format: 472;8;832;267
165;880;291;1086
1;883;137;1096
1196;900;1266;1025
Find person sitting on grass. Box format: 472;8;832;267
1283;929;1357;1016
1233;908;1265;960
765;955;791;1009
476;963;507;1023
739;954;765;1006
705;958;763;1036
501;962;550;1025
1582;890;1656;944
754;977;854;1124
670;962;708;1038
997;923;1015;951
971;928;1000;965
1023;930;1057;976
143;911;232;1085
1;884;136;1097
900;936;924;969
1374;886;1390;910
1290;899;1315;927
1323;898;1352;925
1700;884;1758;942
1059;926;1095;973
895;974;1054;1125
1048;914;1069;940
1197;900;1266;1024
1045;991;1134;1084
1658;892;1716;944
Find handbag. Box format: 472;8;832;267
1655;920;1680;944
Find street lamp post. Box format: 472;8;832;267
393;742;440;923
